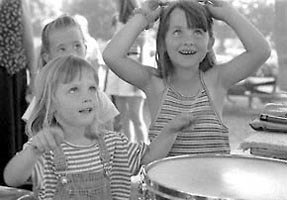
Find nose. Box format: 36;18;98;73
183;31;195;46
66;49;79;57
82;91;93;103
82;98;92;105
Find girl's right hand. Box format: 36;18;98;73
163;112;197;135
30;126;64;155
205;0;234;22
140;0;162;24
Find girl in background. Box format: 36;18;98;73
103;0;270;156
105;0;148;143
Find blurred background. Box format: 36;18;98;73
26;0;287;150
28;0;286;90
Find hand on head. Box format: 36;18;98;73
203;0;233;21
140;0;163;24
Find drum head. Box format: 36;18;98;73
145;154;287;200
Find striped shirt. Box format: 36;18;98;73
149;72;230;156
31;131;146;200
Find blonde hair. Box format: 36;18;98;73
39;15;85;67
26;55;99;137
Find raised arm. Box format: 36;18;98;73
102;1;162;91
207;0;271;89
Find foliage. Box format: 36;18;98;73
62;0;117;40
28;0;62;37
214;0;274;54
28;0;274;43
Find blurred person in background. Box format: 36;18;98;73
105;0;148;143
0;0;36;186
74;14;107;91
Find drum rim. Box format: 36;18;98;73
0;185;35;199
143;153;287;199
145;153;287;170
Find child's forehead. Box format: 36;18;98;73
167;7;208;30
49;26;83;41
169;8;186;22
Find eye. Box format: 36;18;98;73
89;85;98;93
68;87;78;94
193;29;204;36
74;42;84;50
58;47;66;53
172;29;182;36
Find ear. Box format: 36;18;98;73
84;43;87;56
208;36;215;51
42;53;50;64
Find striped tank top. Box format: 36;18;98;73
149;72;230;156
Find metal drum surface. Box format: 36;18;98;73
143;154;287;200
0;186;35;200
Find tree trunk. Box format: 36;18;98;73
274;0;287;91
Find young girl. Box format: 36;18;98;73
103;0;271;156
22;15;118;130
4;55;192;199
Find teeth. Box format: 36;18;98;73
180;50;196;55
80;108;92;113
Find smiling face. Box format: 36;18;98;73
53;69;98;129
45;26;86;62
165;8;211;71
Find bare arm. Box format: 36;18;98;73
207;0;271;89
102;1;162;91
4;145;42;187
142;113;195;165
4;127;64;187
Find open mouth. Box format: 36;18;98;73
79;107;93;113
179;49;197;55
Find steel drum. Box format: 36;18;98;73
0;186;36;200
143;154;287;200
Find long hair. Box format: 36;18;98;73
155;0;215;80
39;15;85;67
26;55;99;137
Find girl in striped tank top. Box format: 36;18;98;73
103;0;270;158
4;55;187;200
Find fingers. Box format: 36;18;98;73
147;0;160;10
31;127;64;154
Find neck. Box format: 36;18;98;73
169;70;201;96
171;68;200;83
62;125;94;146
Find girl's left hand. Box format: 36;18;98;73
205;0;234;21
163;112;197;135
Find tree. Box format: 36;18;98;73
213;1;274;55
28;0;62;37
62;0;117;40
